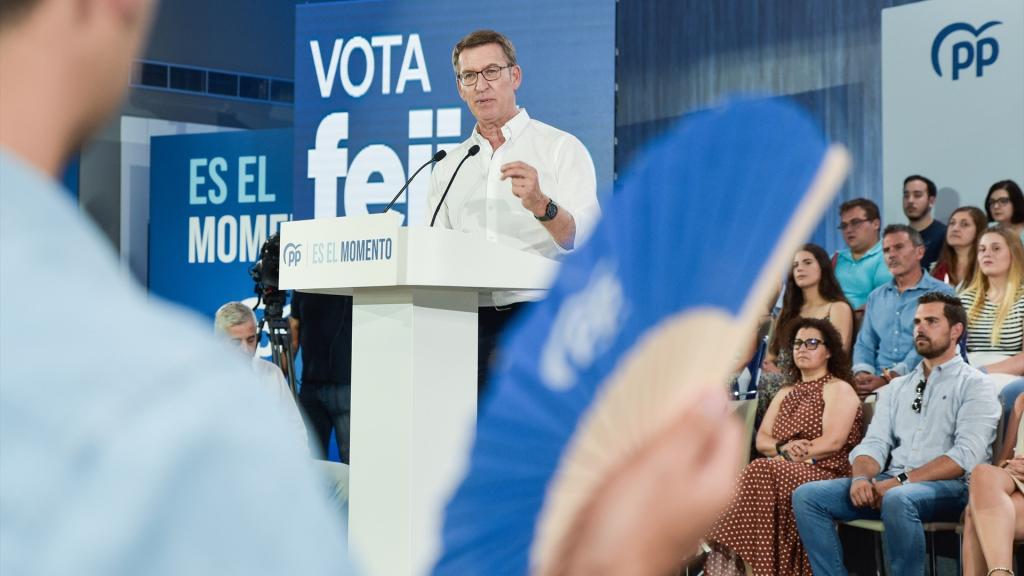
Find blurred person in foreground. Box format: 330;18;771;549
0;0;350;573
0;2;744;574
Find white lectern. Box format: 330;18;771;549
279;213;558;576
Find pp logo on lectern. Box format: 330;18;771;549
283;243;303;267
931;21;1002;81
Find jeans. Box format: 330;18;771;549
999;378;1024;432
299;380;351;464
792;475;967;576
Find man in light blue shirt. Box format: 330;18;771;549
793;292;1000;576
0;2;351;574
852;224;954;395
834;198;893;310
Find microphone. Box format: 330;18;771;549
430;144;480;227
383;149;447;214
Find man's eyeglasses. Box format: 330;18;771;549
837;218;871;231
457;64;513;87
792;338;823;351
911;378;927;413
988;196;1012;209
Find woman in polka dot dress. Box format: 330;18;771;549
704;317;865;576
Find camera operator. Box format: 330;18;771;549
215;302;349;509
289;291;353;465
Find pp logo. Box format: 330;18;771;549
931;21;1002;81
283;242;303;267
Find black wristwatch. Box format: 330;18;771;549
535;199;558;222
896;472;910;485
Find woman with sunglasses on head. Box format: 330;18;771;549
985;180;1024;244
962;393;1024;576
704;318;864;576
932;206;987;292
756;244;854;420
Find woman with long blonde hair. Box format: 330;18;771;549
959;226;1024;394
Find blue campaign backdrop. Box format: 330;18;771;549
293;0;615;223
148;129;293;351
149;128;350;460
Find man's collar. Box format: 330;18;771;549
916;353;963;379
889;268;930;292
472;107;529;146
841;239;882;262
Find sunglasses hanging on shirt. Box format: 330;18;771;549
911;378;927;413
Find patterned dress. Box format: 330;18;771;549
705;374;865;576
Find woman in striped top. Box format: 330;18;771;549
959;226;1024;393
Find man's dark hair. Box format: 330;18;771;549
904;174;937;198
883;223;924;248
839;198;880;222
917;291;966;332
451;29;517;72
985;179;1024;225
0;0;41;28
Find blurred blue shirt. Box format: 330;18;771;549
0;151;352;576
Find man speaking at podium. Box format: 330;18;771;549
427;29;602;396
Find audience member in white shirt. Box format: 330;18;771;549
215;302;349;509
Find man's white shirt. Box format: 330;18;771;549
426;108;601;306
251;357;310;458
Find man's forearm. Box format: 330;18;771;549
905;455;964;483
852;345;877;375
540;208;576;250
851;455;881;479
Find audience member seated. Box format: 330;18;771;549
704;318;863;576
756;244;854;420
852;225;955;396
834;198;892;312
962;393;1024;576
215;302;349;510
986;180;1024;244
902;174;945;270
792;292;1000;576
933;206;987;292
959;226;1024;430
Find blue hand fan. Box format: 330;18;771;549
433;97;850;575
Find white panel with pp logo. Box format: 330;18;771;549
278;212;402;293
882;0;1023;224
